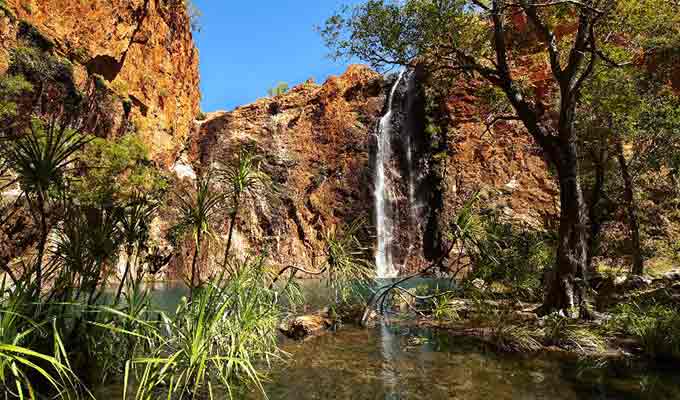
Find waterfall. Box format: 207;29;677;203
374;70;405;279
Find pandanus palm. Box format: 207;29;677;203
322;219;374;303
53;202;123;305
216;149;271;266
173;170;223;299
0;278;80;399
115;194;157;305
0;119;90;295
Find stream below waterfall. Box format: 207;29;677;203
94;281;680;399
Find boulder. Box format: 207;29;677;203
621;275;652;291
279;315;333;340
663;270;680;283
471;278;486;291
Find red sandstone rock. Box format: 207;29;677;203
1;0;200;166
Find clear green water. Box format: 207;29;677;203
96;281;680;400
258;324;680;400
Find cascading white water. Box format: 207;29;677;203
374;70;405;279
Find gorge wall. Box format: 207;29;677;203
0;0;200;166
0;0;199;270
188;65;558;276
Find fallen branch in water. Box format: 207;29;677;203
361;241;458;326
269;264;328;289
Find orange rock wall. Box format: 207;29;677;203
0;0;200;166
191;65;558;275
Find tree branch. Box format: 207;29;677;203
519;0;564;78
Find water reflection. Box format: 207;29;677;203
95;281;680;400
379;321;400;399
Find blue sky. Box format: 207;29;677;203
193;0;363;112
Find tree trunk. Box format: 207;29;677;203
587;144;608;271
615;137;643;275
190;230;202;301
34;192;47;297
114;247;134;305
542;139;590;318
222;196;239;269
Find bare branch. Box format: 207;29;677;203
519;0;564;78
482;113;521;138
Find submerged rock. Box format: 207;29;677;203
279;315;333;340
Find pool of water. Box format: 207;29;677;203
96;281;680;399
258;324;680;400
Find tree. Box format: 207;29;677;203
0;118;90;295
267;82;289;97
171;170;223;299
114;194;157;305
216;149;271;266
579;58;680;275
320;0;679;317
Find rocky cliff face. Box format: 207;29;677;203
189;65;558;275
0;0;200;166
187;66;384;274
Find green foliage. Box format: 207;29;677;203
73;135;167;205
542;314;606;354
461;210;555;301
1;118;90;198
172;171;224;247
171;170;225;294
87;280;160;384
53;202;124;305
9;45;81;111
125;262;284;399
216;148;272;263
321;218;374;305
320;0;487;70
609;302;680;361
0;279;83;399
217;149;270;205
0;74;33;120
430;294;460;321
18;21;54;51
267;82;289;97
490;324;542;353
196;110;207;121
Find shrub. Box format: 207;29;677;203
9;45;81;109
490;324;542;353
542;314;607;354
609;302;680;361
0;74;33;119
465;211;555;301
72;134;168;205
431;294;460;321
267;82;289;97
18;21;54;51
126;261;288;399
